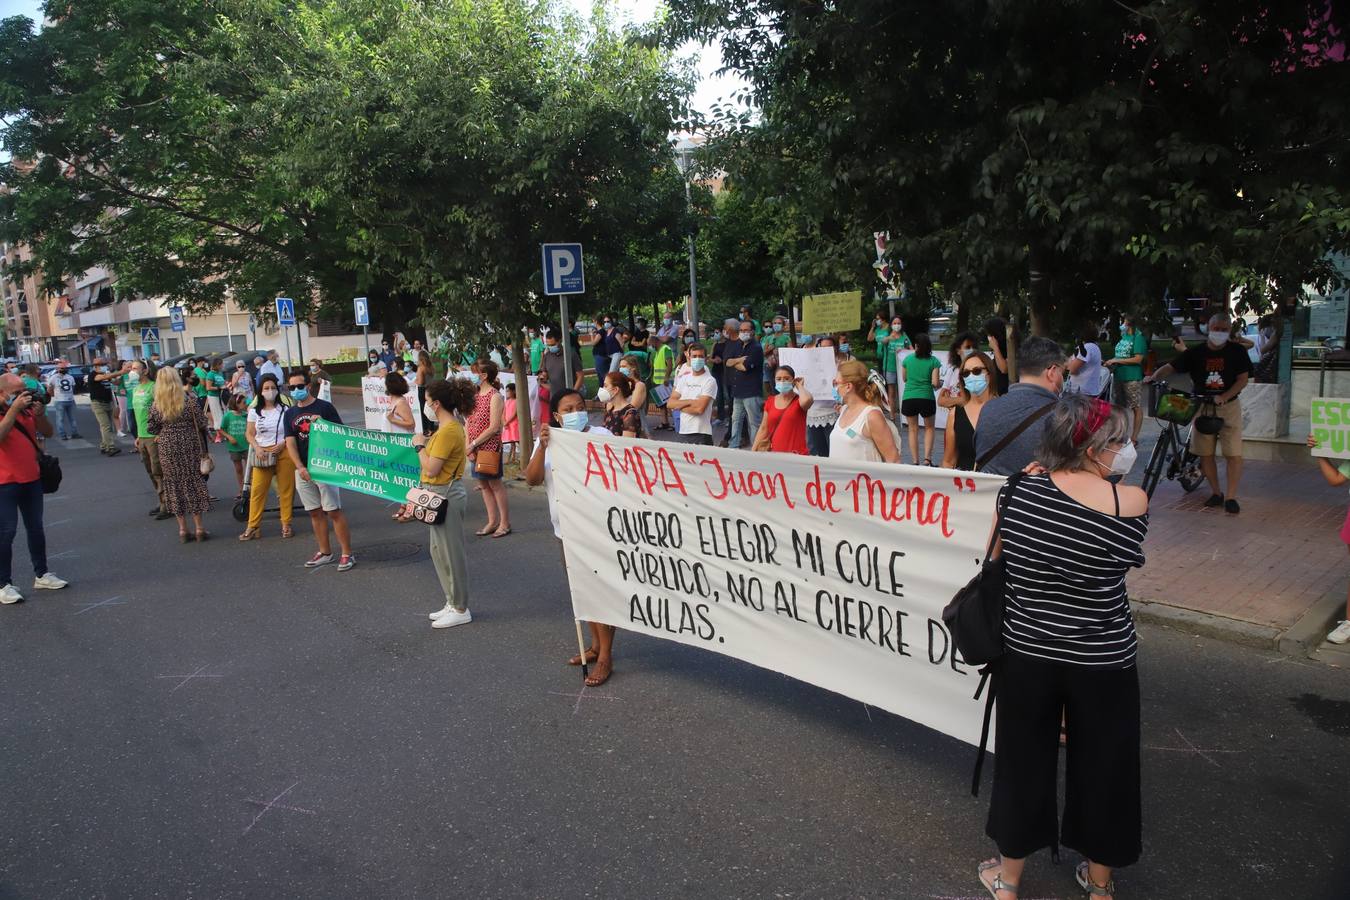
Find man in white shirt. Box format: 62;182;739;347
259;351;285;383
45;360;80;440
667;343;718;445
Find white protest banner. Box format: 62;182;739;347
1311;396;1350;459
779;347;836;420
362;376;393;431
551;430;1002;747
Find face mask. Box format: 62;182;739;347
773;323;783;333
262;389;278;402
960;348;974;359
1102;443;1137;477
1120;324;1131;334
739;333;752;342
290;387;309;401
596;387;614;404
738;313;746;320
423;400;438;421
774;381;794;395
470;373;482;385
619;366;633;378
95;365;107;373
603;321;613;329
690;357;706;372
561;410;588;431
892;323;903;333
1207;330;1229;348
683;336;695;346
370;356;378;363
547;344;560;354
963;374;989;395
127;372;140;385
310;365;319;373
839;343;850;354
831;386;843;403
662;318;672;326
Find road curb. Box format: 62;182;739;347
1132;587;1346;659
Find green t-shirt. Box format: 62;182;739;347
219;409;248;450
763;332;791;352
1112;331;1149;382
22;375;45;401
132;381;155;436
207;371;226;394
901;354;942;400
192;366;209;398
882;331;911;372
529;337;545;373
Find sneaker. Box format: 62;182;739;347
33;572;68;590
428;604;453;620
117;431;127;437
0;584;23;604
431;607;473;629
304;552;333;568
1224;498;1241;514
1204;493;1224;508
1328;620;1350;645
336;554;355;572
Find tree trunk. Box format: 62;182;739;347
1027;244;1053;338
512;339;534;465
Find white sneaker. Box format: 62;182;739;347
304;552;333;568
428;604;452;620
33;573;68;590
431;608;472;629
0;584;23;604
1328;620;1350;645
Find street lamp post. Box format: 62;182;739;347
674;138;700;336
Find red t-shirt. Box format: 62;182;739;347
0;415;41;485
761;395;809;455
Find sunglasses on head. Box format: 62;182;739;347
961;365;987;376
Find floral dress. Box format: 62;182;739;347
148;399;211;516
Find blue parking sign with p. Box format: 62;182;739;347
353;297;370;327
541;243;584;296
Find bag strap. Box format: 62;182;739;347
970;666;997;797
975;400;1056;471
13;416;42;460
979;472;1024;565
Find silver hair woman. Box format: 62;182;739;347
975;394;1150;900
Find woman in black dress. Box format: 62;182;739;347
941;350;996;470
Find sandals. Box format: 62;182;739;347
195;530;210;542
567;648;599;667
238;528;260;542
491;527;512;539
1076;862;1115;898
280;525;294;539
977;859;1018;899
179;531;193;543
584;659;613;687
474;525;498;536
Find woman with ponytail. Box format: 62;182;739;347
828;359;900;463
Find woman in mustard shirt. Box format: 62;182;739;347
413;378;479;630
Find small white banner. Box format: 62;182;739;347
551;430;1004;747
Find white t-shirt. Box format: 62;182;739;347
247;405;287;447
47;371;76;402
673;370;718;435
545;426;612;539
1069;343;1103;396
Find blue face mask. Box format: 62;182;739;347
690;357;706;372
831;386;843;403
839;343;850;354
963;374;989;395
561;410;588;431
683;336;695;346
773;323;783;333
547;344;560;354
470;373;481;385
619;366;633;378
290;387;309;401
774;381;794;395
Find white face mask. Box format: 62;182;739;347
1207;330;1230;348
596;387;614;404
261;389;278;402
1101;443;1137;477
423;400;438;421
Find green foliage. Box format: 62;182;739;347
0;0;693;334
664;0;1350;334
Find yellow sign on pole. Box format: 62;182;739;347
801;290;862;334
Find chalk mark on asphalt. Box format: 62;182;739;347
155;664;226;693
1145;727;1241;767
549;686;623;715
74;596;127;615
46;519;71;527
47;549;78;560
241;781;315;834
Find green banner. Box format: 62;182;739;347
308;419;421;502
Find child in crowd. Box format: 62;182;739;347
1308;433;1350;644
220;393;250;499
502;383;520;465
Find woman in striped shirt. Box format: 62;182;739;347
977;395;1148;900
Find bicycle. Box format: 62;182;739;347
1139;380;1208;498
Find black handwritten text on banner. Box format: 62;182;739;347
550;430;1005;747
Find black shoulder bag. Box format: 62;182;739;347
941;472;1023;796
15;419;62;494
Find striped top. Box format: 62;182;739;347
1000;474;1148;668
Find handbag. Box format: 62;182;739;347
247;409;281;468
197;413;215;476
404;486;448;525
16;420;62;494
474;447;502;477
940;472;1023;796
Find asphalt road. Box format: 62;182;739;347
1;401;1347;900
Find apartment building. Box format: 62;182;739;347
0;240;79;361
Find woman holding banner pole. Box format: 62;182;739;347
828;359;900;463
415;378;478;629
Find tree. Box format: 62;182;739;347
664;0;1350;335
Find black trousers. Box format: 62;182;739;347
985;652;1142;868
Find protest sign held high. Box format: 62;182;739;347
308;419;420;503
779;347;836;421
1310;396;1350;459
362;376;393;431
550;429;1003;747
801;290;862;334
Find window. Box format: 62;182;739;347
315;313;360;337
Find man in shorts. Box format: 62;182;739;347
283;371;355;569
1148;312;1251;513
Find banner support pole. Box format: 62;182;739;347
574;619;590;682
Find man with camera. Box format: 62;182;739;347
1148;312;1252;514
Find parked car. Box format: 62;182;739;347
219;349;275;372
161;352;196;369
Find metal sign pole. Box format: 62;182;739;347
363;324;370;361
559;293;573;389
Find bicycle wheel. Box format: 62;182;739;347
1176;450;1205;493
1141;427;1173;498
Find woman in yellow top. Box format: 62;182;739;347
413;378;479;630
